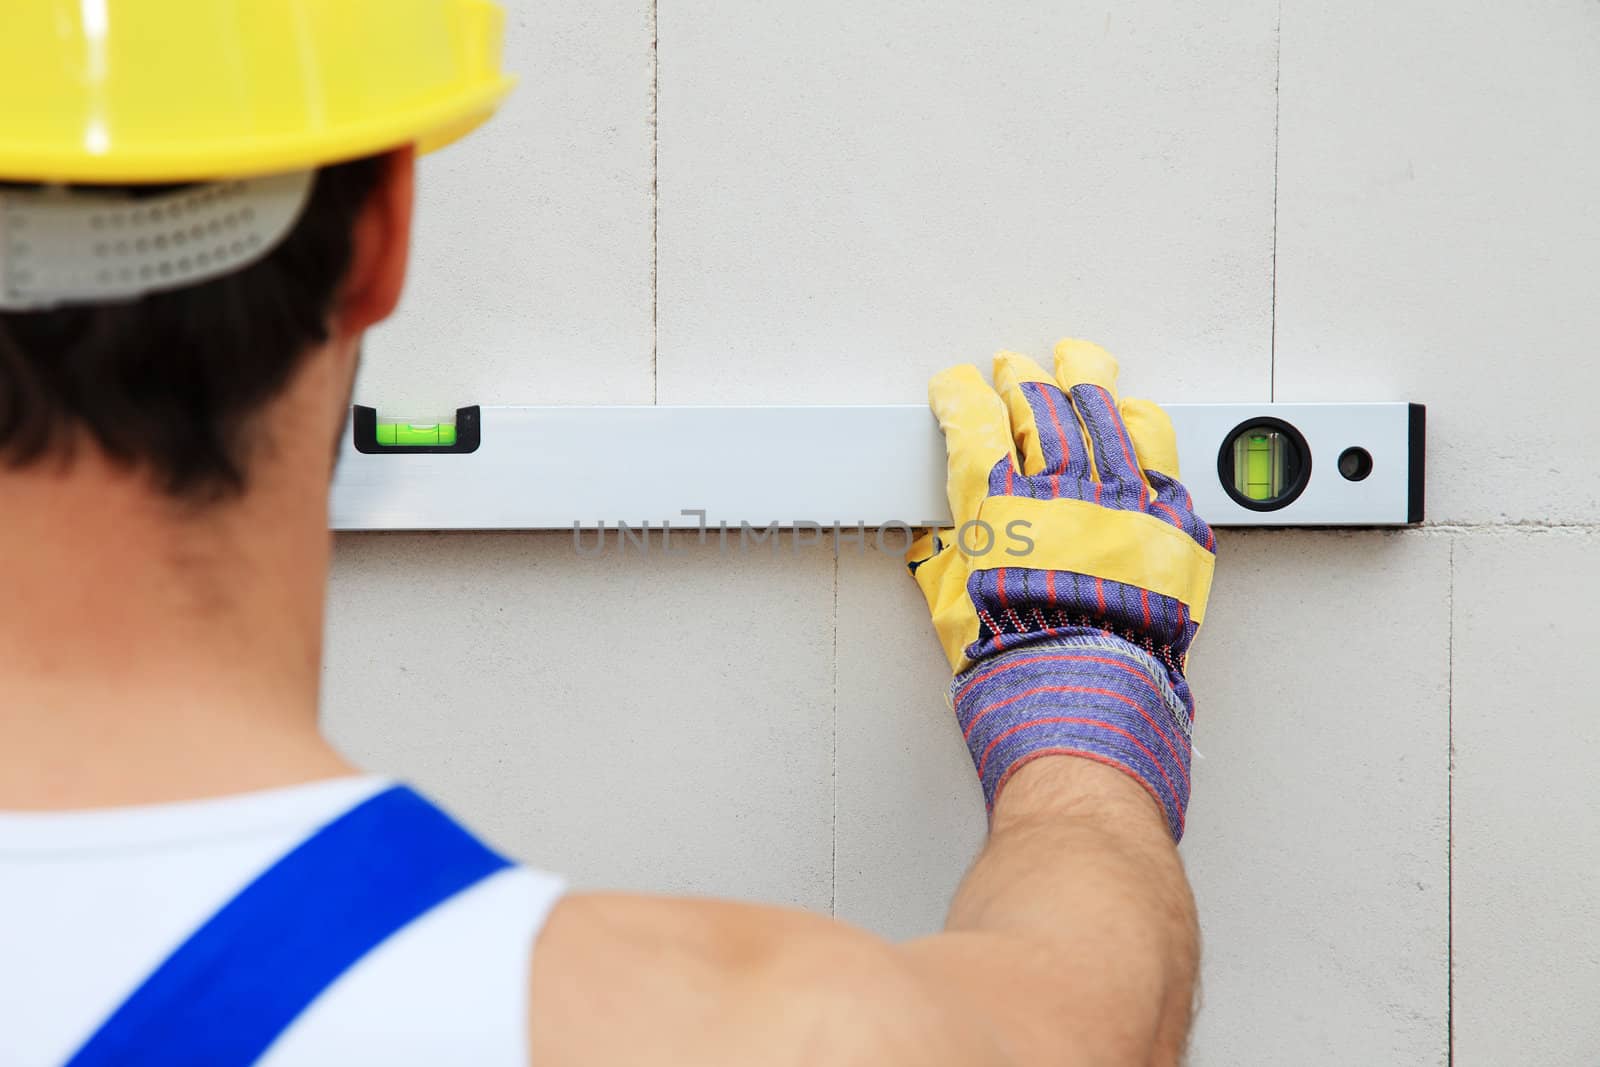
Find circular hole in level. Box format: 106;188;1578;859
1338;446;1374;481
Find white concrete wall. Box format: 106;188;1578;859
322;2;1600;1062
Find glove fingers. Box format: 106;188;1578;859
1119;397;1181;480
992;351;1051;476
1055;338;1146;488
928;364;1016;525
993;350;1092;479
1071;385;1149;490
1147;470;1216;553
1053;337;1122;396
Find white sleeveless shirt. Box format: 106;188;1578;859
0;776;565;1066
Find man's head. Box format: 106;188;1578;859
0;152;414;502
0;0;515;506
0;1;514;797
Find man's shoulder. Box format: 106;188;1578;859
527;892;957;1067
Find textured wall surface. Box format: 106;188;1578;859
323;1;1600;1062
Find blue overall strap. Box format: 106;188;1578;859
65;785;512;1067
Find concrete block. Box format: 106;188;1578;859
359;0;655;412
322;530;836;910
655;0;1279;406
1452;529;1600;1065
834;548;987;940
1183;530;1450;1065
1273;0;1600;522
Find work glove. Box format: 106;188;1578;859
908;339;1216;840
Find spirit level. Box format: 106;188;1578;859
330;402;1424;531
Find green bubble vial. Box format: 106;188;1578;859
1240;432;1279;501
1224;418;1312;511
375;421;457;447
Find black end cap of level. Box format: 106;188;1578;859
1407;403;1426;524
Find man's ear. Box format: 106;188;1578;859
334;147;416;335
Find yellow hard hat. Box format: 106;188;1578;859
0;0;516;184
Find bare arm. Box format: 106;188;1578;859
528;756;1197;1067
903;758;1199;1065
531;342;1207;1065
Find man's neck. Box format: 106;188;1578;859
0;442;354;811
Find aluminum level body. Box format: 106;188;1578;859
330;403;1424;531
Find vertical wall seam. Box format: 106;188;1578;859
1269;0;1282;401
830;552;840;916
649;0;660;404
1446;535;1456;1064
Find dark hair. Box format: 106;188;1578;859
0;155;386;501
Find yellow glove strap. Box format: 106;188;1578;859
962;496;1215;624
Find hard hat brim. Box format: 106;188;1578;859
0;77;516;186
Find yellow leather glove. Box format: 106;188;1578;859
907;338;1216;674
908;339;1218;835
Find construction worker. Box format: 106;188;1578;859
0;3;1215;1064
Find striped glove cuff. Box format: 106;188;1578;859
951;630;1194;840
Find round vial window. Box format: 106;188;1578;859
1217;418;1312;512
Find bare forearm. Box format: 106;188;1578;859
901;758;1199;1066
949;759;1194;944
